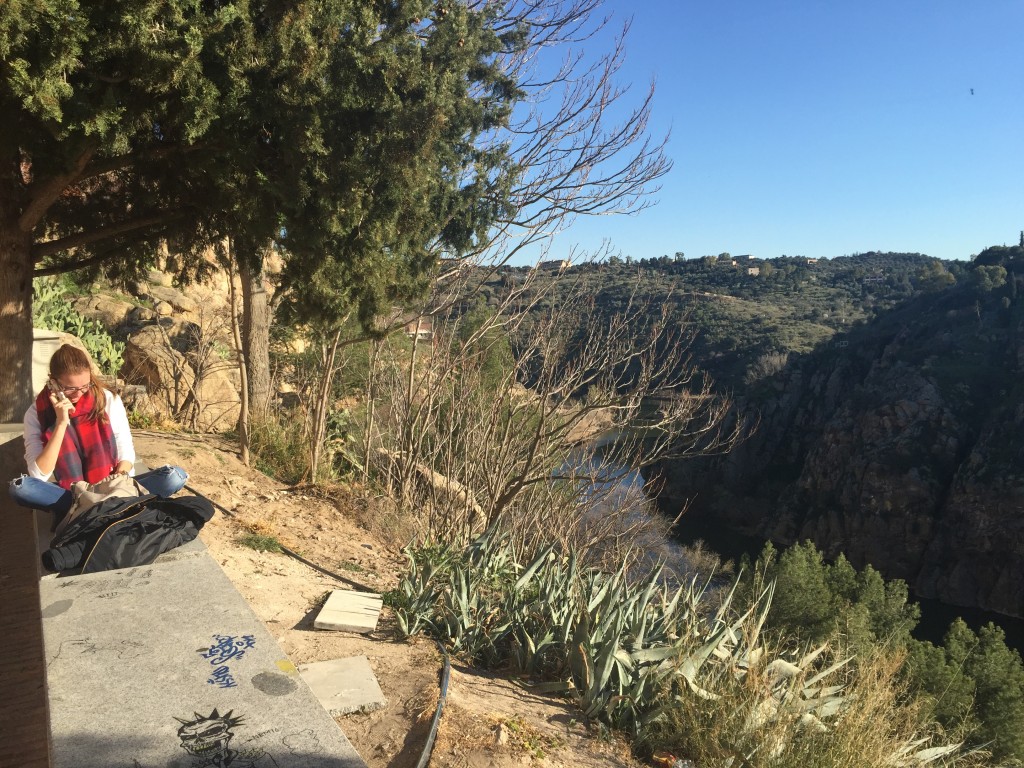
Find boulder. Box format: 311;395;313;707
147;269;174;287
72;295;135;330
127;306;158;326
148;285;197;314
122;325;240;432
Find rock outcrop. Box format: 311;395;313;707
69;269;242;433
121;323;240;432
657;282;1024;617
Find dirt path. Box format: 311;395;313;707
134;431;643;768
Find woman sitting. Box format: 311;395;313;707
8;344;188;517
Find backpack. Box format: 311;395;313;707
42;494;215;574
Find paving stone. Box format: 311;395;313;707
41;553;366;768
299;656;388;716
314;590;383;633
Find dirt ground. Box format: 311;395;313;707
134;430;645;768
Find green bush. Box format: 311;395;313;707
33;277;125;377
248;415;309;485
910;620;1024;762
754;540;1024;762
755;541;920;652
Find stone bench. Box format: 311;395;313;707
41;549;368;768
3;433;367;768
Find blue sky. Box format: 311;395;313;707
514;0;1024;264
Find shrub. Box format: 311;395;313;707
754;541;920;652
247;414;309;485
753;540;1024;762
391;529;972;766
33;277;126;376
911;620;1024;762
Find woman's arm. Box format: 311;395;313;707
106;392;136;475
27;395;74;478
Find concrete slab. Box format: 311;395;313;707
313;590;383;633
42;553;367;768
298;657;388;716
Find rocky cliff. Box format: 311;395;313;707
658;260;1024;617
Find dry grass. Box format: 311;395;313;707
645;648;987;768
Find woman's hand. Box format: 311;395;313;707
49;392;75;427
106;461;133;480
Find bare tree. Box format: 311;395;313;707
429;1;670;277
359;269;743;556
144;305;239;432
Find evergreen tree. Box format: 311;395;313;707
758;541;836;643
1;0;520;419
1;0;667;422
965;623;1024;759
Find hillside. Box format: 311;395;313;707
485;251;950;390
32;252;1019;765
653;246;1024;617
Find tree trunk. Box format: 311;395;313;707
226;243;250;466
238;245;272;418
309;328;342;484
0;225;35;423
363;338;383;479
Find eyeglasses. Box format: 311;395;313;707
58;383;92;395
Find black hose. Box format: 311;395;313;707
184;481;453;768
415;640;452;768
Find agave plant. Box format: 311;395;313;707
391;527;969;767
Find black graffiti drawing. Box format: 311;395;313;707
57;569;153;592
242;727;280;744
47;638;146;668
282;728;323;755
175;708;277;768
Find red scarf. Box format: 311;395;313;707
36;389;117;490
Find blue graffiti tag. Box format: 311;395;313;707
198;634;256;688
201;634;256;665
207;665;238;689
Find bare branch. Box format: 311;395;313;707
357;266;746;555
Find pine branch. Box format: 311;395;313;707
17;140;99;232
33;246;122;277
31;209;189;262
80;142;212;181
